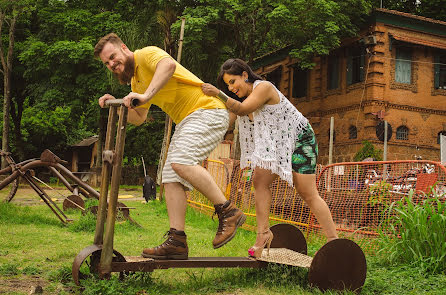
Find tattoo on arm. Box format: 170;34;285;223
228;100;240;113
148;88;157;98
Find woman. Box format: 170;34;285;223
202;58;338;258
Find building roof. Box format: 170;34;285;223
375;8;446;27
252;8;446;70
72;135;98;147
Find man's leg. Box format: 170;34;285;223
172;163;246;249
171;163;226;204
164;182;188;231
141;184;189;260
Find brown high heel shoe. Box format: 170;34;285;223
248;229;274;258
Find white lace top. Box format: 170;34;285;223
238;80;308;185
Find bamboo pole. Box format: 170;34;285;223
157;17;186;201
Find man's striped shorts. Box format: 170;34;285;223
162;108;229;190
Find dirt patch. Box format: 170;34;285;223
0;275;48;295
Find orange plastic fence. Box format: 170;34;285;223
187;159;446;238
317;160;446;236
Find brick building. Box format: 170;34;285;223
251;8;446;164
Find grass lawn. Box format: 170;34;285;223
0;185;446;294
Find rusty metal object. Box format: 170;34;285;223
111;256;267;273
270;223;307;254
0;149;108;224
72;245;126;285
72;100;368;293
63;195;85;211
308;239;367;293
83;202;129;220
40;149;68;165
100;105;129;275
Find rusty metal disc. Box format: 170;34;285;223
72;244;126;286
83;205;98;216
116;202;130;220
269;223;307;255
82;203;130;221
308;239;366;293
63;195;85;211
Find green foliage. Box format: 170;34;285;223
354;140;383;161
0;201;61;226
47;266;73;284
81;273;153;295
0;263;19;276
68;211;96;232
177;0;370;80
378;191;446;274
124;114;165;166
368;180;392;207
84;198;99;209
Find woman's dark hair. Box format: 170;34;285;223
217;58;263;101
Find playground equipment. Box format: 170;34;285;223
0;149;100;223
0;149;135;224
72;99;367;293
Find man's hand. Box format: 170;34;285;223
98;94;116;108
122;92;148;108
201;83;220;96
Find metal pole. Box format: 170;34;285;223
441;135;446;164
157;17;186;201
328;117;334;164
383;121;388;180
383;121;388;161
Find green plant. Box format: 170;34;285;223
68;211;96;232
0;263;19;276
378;190;446;274
368;180;392;207
354;140;383;162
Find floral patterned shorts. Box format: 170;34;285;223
291;123;318;174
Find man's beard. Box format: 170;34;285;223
114;57;135;85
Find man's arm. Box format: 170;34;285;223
123;57;176;124
122;57;176;109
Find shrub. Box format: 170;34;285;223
354;140;383;162
378;190;446;274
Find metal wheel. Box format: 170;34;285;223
72;245;127;285
4;177;19;202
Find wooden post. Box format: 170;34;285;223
157;17;186;201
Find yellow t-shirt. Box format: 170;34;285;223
131;46;226;124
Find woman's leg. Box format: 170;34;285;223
293;173;338;242
252;168;276;246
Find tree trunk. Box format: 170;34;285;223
0;11;17;168
10;100;25;161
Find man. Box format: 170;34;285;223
95;33;246;259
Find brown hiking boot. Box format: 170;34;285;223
142;228;188;259
212;200;247;249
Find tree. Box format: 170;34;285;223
354;140;383;161
0;0;33;166
175;0;371;82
